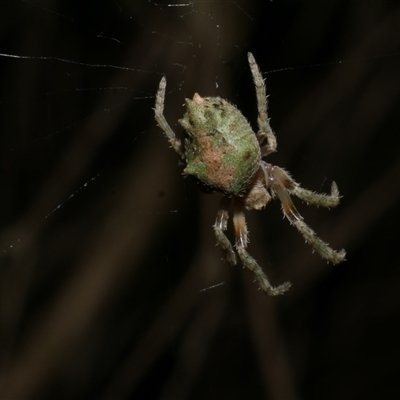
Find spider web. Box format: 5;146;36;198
1;1;400;399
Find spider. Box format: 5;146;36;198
154;52;346;296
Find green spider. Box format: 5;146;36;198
155;53;345;296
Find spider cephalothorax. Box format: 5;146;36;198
155;52;346;296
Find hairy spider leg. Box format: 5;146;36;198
265;163;346;264
292;181;340;208
155;77;184;157
214;197;237;265
233;199;292;296
248;52;277;157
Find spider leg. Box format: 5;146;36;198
154;77;184;157
266;164;346;264
264;162;341;208
247;52;277;156
214;196;237;265
292;181;340;208
233;199;291;296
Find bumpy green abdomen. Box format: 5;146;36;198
179;95;261;195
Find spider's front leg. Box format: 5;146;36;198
292;179;341;209
233;199;291;296
154;77;184;157
214;197;237;266
266;164;346;264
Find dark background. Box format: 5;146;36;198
0;1;399;399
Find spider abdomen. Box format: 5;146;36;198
179;94;261;195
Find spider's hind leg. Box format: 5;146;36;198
233;199;291;296
247;52;277;156
154;77;184;157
